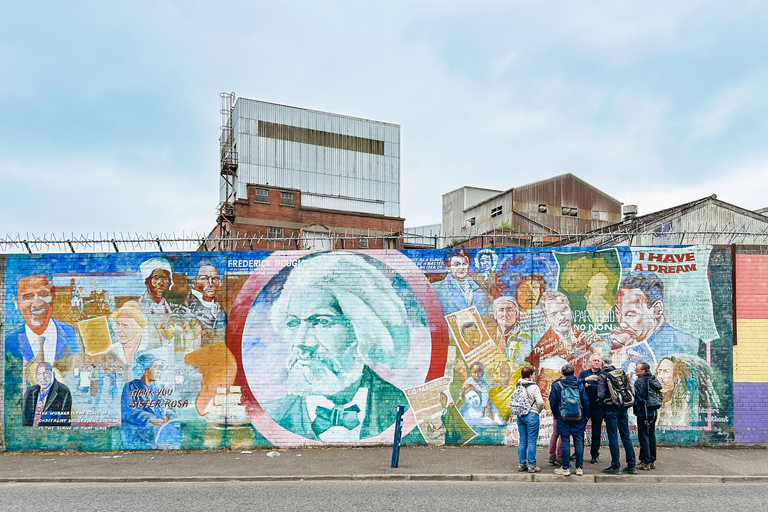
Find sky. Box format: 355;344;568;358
2;0;768;241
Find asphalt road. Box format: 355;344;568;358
1;482;766;512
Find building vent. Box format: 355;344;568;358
623;205;638;221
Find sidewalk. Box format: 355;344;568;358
1;445;767;484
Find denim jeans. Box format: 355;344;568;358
560;434;584;470
588;409;603;459
603;406;635;468
637;411;657;464
517;412;540;466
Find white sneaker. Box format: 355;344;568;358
576;467;583;476
553;468;571;477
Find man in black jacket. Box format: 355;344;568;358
22;362;72;426
578;353;604;464
633;362;662;470
597;354;636;474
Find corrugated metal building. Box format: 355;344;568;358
550;195;768;247
210;96;404;250
442;174;623;247
224;97;400;217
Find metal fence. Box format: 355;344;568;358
3;229;768;254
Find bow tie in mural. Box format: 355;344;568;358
311;404;362;436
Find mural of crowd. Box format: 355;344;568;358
1;246;732;450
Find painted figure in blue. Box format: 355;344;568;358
120;353;174;449
433;249;491;315
461;362;492;419
261;252;414;442
5;274;79;367
610;272;701;366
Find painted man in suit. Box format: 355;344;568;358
609;271;701;369
22;362;72;426
433;249;491;315
175;263;227;332
5;274;79;367
261;252;414;442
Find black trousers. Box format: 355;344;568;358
636;411;658;464
588;409;603;459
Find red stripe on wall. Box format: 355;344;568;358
735;254;768;319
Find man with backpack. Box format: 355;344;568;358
549;364;589;477
633;362;663;470
511;366;545;473
597;354;636;474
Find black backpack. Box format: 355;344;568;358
645;377;663;410
604;369;635;408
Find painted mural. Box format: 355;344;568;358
1;246;733;450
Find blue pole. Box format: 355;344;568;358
390;405;405;468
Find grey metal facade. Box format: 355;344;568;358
441;174;623;238
224;98;401;218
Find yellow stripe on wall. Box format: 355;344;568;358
734;319;768;383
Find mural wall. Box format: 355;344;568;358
1;246;734;451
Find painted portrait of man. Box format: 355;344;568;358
433;248;492;315
5;274;79;367
610;271;701;364
241;251;432;443
22;362;72;426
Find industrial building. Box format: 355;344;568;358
549;194;768;247
206;94;404;250
441;173;623;248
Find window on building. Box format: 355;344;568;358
491;206;503;218
255;188;269;203
467;217;476;226
280;191;293;206
268;226;282;239
359;237;369;249
538;204;548;214
561;207;578;217
592;210;609;221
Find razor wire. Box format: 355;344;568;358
2;228;768;254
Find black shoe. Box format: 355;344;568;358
622;466;637;474
590;457;599;464
548;457;559;466
602;466;621;474
571;453;577;461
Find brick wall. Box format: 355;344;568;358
2;246;734;451
226;185;405;250
734;249;768;443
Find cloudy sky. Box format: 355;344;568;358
2;0;767;240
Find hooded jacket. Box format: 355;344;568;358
548;374;589;436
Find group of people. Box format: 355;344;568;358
514;353;663;475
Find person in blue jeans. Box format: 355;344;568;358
597;354;636;474
516;365;545;473
549;363;590;476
